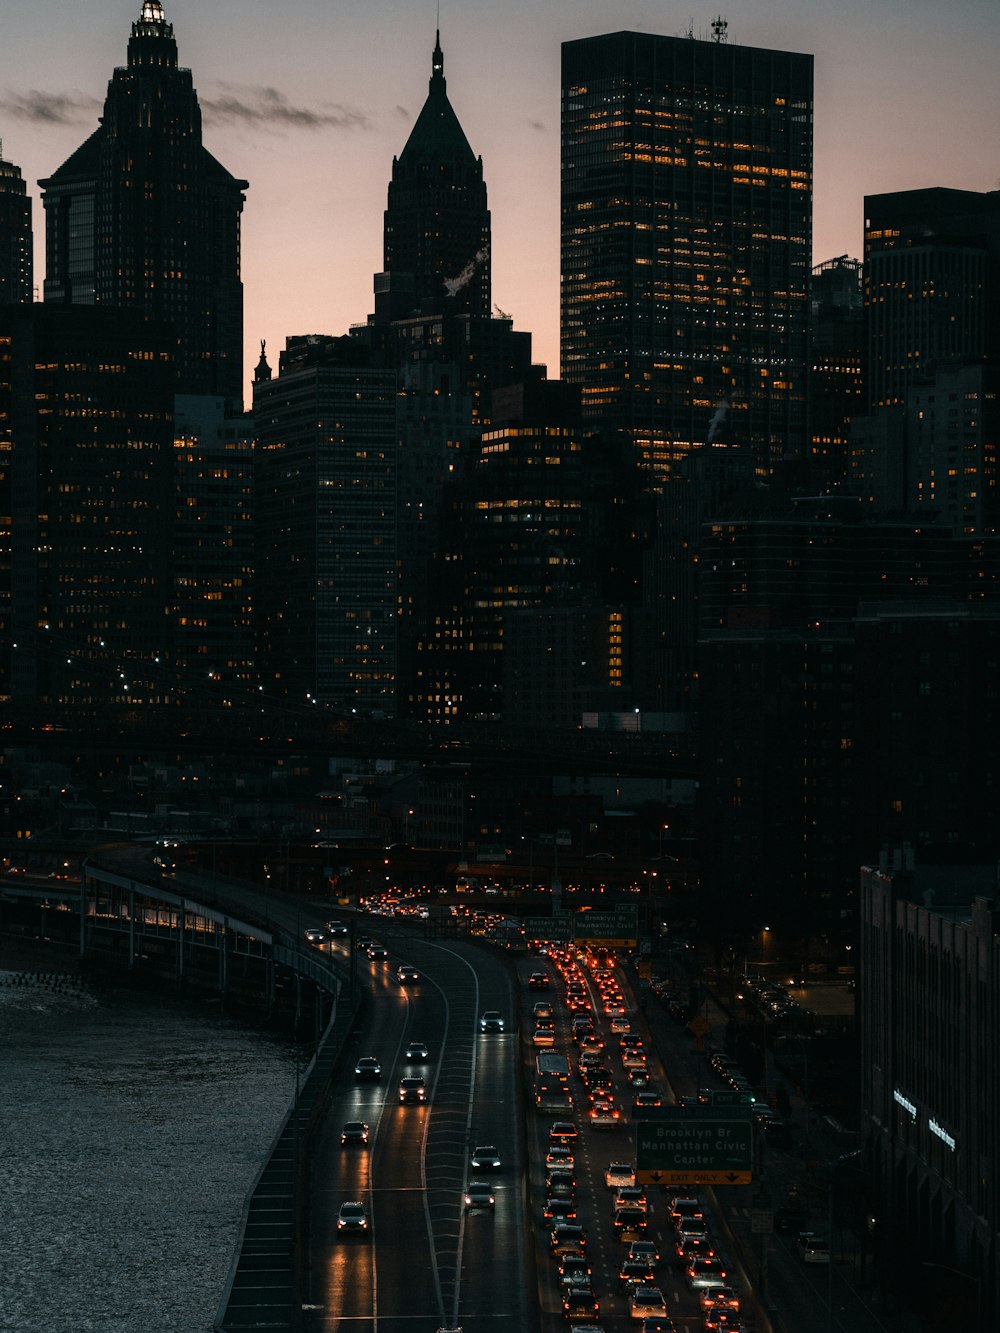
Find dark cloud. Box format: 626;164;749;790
202;84;371;132
528;119;547;132
0;89;101;125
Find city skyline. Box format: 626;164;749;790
2;0;999;402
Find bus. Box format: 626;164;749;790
535;1051;570;1082
535;1077;573;1114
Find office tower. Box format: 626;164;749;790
0;148;32;303
39;2;248;403
173;397;255;700
0;305;175;717
810;255;863;492
561;29;813;487
374;32;490;325
253;336;397;715
853;188;1000;531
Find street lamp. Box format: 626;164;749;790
658;823;669;858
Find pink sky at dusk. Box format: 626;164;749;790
3;0;998;405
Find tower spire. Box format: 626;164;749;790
431;29;445;91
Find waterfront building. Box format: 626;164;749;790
560;27;813;487
39;2;248;403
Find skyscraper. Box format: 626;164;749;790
561;29;813;486
0;147;32;304
39;2;248;403
253;336;397;715
853;188;1000;531
374;32;491;325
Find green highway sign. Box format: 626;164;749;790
711;1090;757;1107
573;906;639;946
521;915;573;941
636;1112;753;1186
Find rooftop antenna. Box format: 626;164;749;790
712;15;729;43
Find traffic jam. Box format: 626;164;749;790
524;945;748;1333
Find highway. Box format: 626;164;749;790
302;930;532;1333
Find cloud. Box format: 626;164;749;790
528;119;547;132
202;84;371;132
0;89;101;125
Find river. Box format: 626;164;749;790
0;965;295;1332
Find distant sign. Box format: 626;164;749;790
636;1110;753;1186
573;906;638;947
521;914;572;942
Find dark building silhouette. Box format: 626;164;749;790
560;28;813;487
0;148;32;304
39;2;248;403
852;188;1000;531
172;396;255;702
253;336;397;715
861;866;1000;1331
0;304;175;717
810;255;863;492
375;32;491;324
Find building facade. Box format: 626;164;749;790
0;304;175;717
860;865;1000;1330
560;29;813;487
0;149;32;303
253;336;397;715
39;2;248;403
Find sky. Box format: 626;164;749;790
3;0;999;404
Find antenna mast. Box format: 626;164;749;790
712;15;729;43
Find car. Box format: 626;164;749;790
613;1207;648;1241
686;1257;728;1291
340;1120;369;1146
550;1223;588;1256
543;1196;578;1222
404;1041;429;1062
528;972;550;989
366;942;387;960
325;919;349;936
533;1027;556;1047
354;1055;382;1081
562;1286;601;1322
639;1320;678;1333
677;1215;710;1241
618;1258;656;1291
616;1184;648;1212
609;1014;631;1033
396;964;419;984
675;1235;714;1270
588;1100;622;1128
547;1175;577;1204
479;1010;505;1032
622;1048;648;1070
633;1091;663;1112
549;1121;578;1143
558;1252;592;1282
629;1287;669;1320
796;1231;830;1263
628;1238;661;1265
700;1287;741;1315
605;1162;636;1189
627;1068;651;1088
337;1200;369;1234
470;1144;502;1171
304;927;325;943
669;1196;704;1225
547;1144;575;1169
398;1076;427;1103
464;1181;496;1211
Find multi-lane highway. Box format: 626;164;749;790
302;931;532;1332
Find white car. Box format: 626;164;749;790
605;1161;637;1189
479;1010;505;1032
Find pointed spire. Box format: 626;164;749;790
430;30;445;92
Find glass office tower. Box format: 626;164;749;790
561;30;813;487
